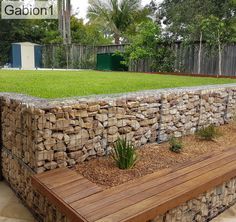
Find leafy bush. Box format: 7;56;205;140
169;137;183;153
196;125;221;141
120;21;175;72
112;138;138;170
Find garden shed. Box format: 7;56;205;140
11;42;42;69
96;53;128;71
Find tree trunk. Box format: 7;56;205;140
198;32;203;74
218;30;222;77
114;34;120;45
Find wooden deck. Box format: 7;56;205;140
32;147;236;222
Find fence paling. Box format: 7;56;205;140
42;43;236;76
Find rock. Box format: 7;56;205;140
136;113;145;120
43;129;52;139
65;126;74;134
68;151;83;159
72;103;88;109
55;119;70;130
117;119;128;127
44;138;56;150
108;126;118;135
119;127;132;134
82;121;93;129
88;105;100;112
54;152;67;161
88;149;97;156
108;133;119;143
108;118;117;127
96;114;108;122
174;131;182;138
77;153;90;162
130;120;140;130
75;110;88;117
127;101;139;108
35;167;45;174
44;161;58;170
37;142;45;151
38;116;46;130
53;141;66;151
52;133;64;140
46;113;56;123
36;150;54;161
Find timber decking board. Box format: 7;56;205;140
78;152;236;217
71;147;236;209
32;168;103;222
94;161;236;222
53;180;92;197
91;160;236;221
32;147;236;222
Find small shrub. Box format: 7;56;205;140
169;137;183;153
196;125;221;141
112;138;138;170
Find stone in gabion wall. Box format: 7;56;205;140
159;88;236;141
0;85;236;221
151;178;236;222
32;95;162;173
1;148;69;222
3;147;236;222
1;85;236;174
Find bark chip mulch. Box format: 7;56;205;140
77;123;236;188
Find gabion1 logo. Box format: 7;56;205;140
1;0;58;19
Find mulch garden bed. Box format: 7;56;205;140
77;122;236;189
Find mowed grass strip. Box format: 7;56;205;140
0;70;235;99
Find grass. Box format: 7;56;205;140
0;70;235;99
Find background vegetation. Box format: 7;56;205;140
0;0;235;71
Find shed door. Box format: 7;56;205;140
21;45;35;69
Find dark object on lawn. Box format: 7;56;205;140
96;53;128;71
169;137;183;153
196;125;221;141
112;138;138;170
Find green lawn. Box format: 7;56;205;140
0;70;235;99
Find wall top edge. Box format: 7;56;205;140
0;84;236;109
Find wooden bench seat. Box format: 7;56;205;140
32;147;236;222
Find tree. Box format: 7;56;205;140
201;16;230;76
87;0;149;44
158;0;235;40
70;16;112;45
121;21;175;72
155;0;236;74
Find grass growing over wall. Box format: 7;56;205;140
0;70;235;99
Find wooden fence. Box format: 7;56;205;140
41;44;127;69
42;43;236;76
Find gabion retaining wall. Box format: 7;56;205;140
152;178;236;222
0;84;236;221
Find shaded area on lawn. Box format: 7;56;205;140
0;70;236;98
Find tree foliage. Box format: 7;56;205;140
71;16;112;45
121;20;175;72
158;0;236;41
87;0;150;44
